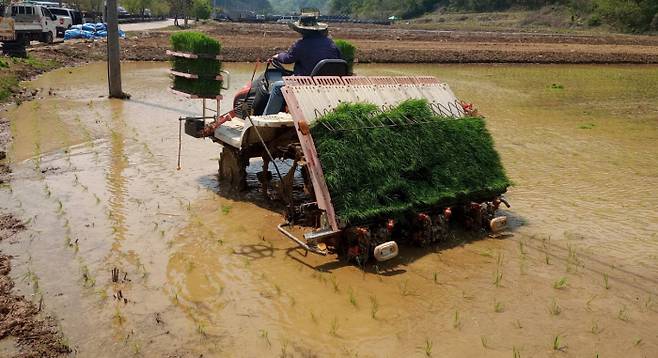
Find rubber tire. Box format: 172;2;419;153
2;42;28;58
43;31;54;44
218;147;247;192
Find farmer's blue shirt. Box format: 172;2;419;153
276;35;342;76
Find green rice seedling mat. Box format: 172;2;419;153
172;77;222;98
171;57;221;77
170;32;221;56
311;99;510;225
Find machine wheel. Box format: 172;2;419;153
344;228;372;267
42;31;54;44
2;41;28;58
218;147;247;192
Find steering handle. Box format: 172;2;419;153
270;57;293;76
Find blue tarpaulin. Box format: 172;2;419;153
64;23;125;40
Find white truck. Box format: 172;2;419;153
48;8;72;37
0;3;58;56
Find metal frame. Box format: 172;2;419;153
281;75;465;233
282;84;339;231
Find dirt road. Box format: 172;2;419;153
119;19;175;32
31;22;658;65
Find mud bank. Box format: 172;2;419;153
30;22;658;64
0;56;73;357
0;214;71;357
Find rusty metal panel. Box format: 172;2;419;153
281;85;339;230
0;17;16;41
312;76;345;86
342;76;372;86
283;77;314;86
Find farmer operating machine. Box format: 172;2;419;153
171;33;511;264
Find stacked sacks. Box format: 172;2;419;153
64;23;125;40
170;32;222;98
311;99;511;226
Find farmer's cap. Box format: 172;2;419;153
289;8;328;34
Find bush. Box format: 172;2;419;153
311;99;510;225
594;0;657;32
587;14;602;27
334;39;356;74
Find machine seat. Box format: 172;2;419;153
310;59;349;77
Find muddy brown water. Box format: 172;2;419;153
1;62;657;357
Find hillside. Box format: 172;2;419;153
284;0;658;33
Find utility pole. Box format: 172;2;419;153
106;0;127;98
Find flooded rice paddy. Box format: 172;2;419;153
1;62;657;357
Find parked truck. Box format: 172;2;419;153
47;7;73;37
0;3;58;56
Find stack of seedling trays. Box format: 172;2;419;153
168;32;222;99
334;39;356;75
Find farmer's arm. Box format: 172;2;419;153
275;40;301;64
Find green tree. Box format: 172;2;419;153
121;0;154;16
75;0;105;13
326;0;658;32
151;1;171;16
270;0;330;14
192;0;213;19
594;0;658;32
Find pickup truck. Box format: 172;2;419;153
49;7;83;25
0;3;58;56
48;8;72;37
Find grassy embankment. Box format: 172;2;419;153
0;56;59;102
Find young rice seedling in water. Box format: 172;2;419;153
348;288;358;308
369;296;379;319
618;305;630;321
553;335;565;351
480;336;489;349
513;346;521;358
553;276;568;289
493;252;503;287
330;317;339;336
591;320;602;335
258;329;272;348
549;298;562;316
494;300;504;313
419;338;432;357
453;310;461;329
